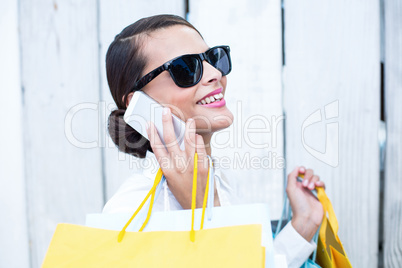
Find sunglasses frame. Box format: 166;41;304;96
132;45;232;91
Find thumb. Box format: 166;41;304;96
287;166;301;189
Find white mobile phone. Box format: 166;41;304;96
124;91;186;150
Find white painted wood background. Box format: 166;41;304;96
0;0;400;267
283;1;381;267
384;0;402;267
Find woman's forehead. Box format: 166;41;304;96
141;25;208;71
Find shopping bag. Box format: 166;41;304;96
42;153;266;267
273;178;321;268
87;204;274;266
315;187;352;268
42;223;264;267
86;156;276;268
275;175;353;268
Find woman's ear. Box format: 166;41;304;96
124;92;134;108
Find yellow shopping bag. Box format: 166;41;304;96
42;153;265;267
316;187;353;268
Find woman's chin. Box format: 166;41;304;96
195;119;233;135
193;108;233;134
211;111;234;132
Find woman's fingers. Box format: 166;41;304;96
147;121;168;159
196;134;209;174
298;166;306;175
308;175;320;190
161;107;182;154
302;168;314;187
290;166;325;190
286;166;301;192
184;118;197;157
296;166;325;190
315;180;326;189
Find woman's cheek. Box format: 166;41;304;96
169;100;194;121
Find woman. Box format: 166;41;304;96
104;14;325;268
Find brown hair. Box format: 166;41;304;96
106;14;202;158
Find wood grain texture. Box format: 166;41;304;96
0;0;30;267
284;1;380;267
19;0;103;266
189;0;284;218
384;0;402;266
98;0;185;201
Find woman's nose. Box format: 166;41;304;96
200;61;222;85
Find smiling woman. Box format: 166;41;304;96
104;14;325;268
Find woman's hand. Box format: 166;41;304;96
287;166;325;241
146;107;219;209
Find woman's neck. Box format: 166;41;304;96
199;133;212;156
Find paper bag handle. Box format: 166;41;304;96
118;152;210;242
317;187;340;250
117;168;163;242
317;187;339;234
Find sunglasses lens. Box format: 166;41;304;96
170;56;202;87
208;47;231;75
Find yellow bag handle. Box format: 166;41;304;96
200;160;211;230
190;152;211;241
317;187;339;234
118;152;210;242
300;172;338;232
316;187;344;252
118;168;163;242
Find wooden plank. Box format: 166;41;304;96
0;0;30;267
284;1;380;267
99;1;186;200
384;0;402;266
189;0;284;218
19;0;103;266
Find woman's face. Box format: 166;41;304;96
139;25;234;135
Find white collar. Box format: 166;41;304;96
141;151;160;180
141;151;222;180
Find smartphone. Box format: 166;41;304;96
124;91;186;150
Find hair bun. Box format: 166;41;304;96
108;109;150;158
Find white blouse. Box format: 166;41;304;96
103;153;316;268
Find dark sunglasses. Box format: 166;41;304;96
132;45;232;90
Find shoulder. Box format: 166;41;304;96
213;161;241;205
102;170;155;213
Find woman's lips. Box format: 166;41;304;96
200;98;226;108
197;88;223;103
196;88;226;108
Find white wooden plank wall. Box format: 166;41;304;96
189;0;284;218
0;0;30;267
284;1;380;267
384;0;402;267
98;0;186;200
19;0;104;267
